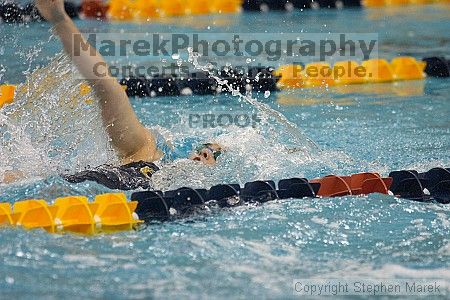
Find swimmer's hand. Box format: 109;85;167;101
35;0;68;24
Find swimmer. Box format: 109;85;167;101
1;1;224;189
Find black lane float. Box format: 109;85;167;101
242;0;361;11
120;57;450;98
119;66;279;98
3;0;446;23
0;0;361;24
1;167;448;234
0;1;79;23
133;167;450;223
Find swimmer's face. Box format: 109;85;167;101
190;143;223;166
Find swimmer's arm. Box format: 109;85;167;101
35;0;159;162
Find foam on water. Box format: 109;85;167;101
147;48;360;190
0;55;116;181
0;10;449;297
151;126;355;191
187;47;321;155
0;47;351;190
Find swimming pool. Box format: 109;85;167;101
1;4;449;299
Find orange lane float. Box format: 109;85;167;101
311;173;393;197
311;175;353;197
349;173;393;195
80;0;109;19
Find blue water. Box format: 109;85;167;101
1;5;450;299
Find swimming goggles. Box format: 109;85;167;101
195;144;223;160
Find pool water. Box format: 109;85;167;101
1;5;450;299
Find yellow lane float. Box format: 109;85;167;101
391;57;427;80
303;62;335;88
12;200;58;233
108;0;134;20
0;193;142;235
187;0;212;15
53;196;97;234
0;56;429;105
0;203;13;226
0;83;96;109
363;0;445;7
0;84;16;109
134;0;160;19
275;56;426;90
211;0;243;13
362;59;395;83
333;61;366;85
160;0;185;17
274;65;304;88
93;193;141;233
108;0;243;21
